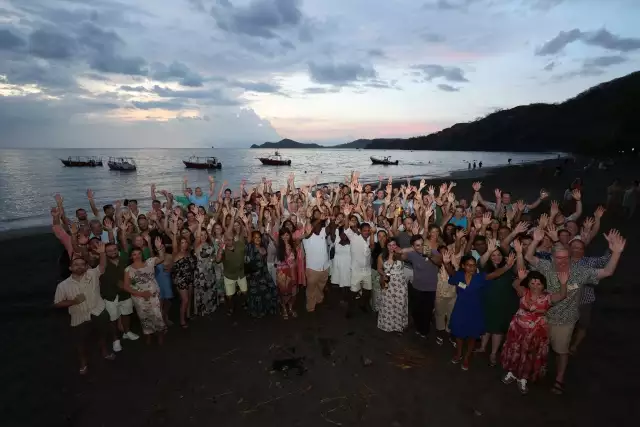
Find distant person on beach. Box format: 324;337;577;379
606;179;623;214
473;161;477;170
508;158;512;165
479;161;483;169
468;162;471;170
622;180;639;218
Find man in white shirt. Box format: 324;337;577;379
345;222;374;317
54;244;115;375
303;218;336;312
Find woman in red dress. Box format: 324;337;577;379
500;268;568;394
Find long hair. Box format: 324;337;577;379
381;237;399;261
277;227;296;262
484;247;507;273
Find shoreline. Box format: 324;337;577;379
0;157;564;240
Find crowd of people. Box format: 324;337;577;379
51;172;626;396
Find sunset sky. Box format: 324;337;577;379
0;0;639;147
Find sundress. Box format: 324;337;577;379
154;263;173;300
501;289;552;381
245;243;279;318
377;259;408;332
276;245;297;299
194;243;218;315
331;239;351;288
482;269;519;334
172;254;196;291
212;238;226;301
448;272;489;339
293;228;306;286
126;258;166;335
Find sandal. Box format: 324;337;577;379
551;380;565;395
489;354;497;367
451;356;463;365
79;366;88;375
104;353;116;361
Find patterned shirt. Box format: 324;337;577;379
577;252;611;304
532;259;598;326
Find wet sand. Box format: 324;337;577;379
1;157;638;427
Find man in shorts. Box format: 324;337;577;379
54;244;115;375
100;243;139;352
218;222;247;315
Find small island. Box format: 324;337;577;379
250;139;324;149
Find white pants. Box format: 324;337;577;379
104;296;134;321
350;269;372;292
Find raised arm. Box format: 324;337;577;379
595;230;625;280
87;189;100;218
182;176;190;198
486;253;516;280
208;176;216;198
524;228;544;267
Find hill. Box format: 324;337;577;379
359;71;640;154
250;139;324;149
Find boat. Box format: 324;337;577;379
107;157;137;171
258;151;292;166
60;156;103;167
370;156;399;165
183;156;222;169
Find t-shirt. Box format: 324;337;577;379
100;257;131;302
303;228;329;271
189;194;210;207
223;237;245;280
532;259;598;325
449;216;468;229
405;250;439;292
345;229;371;273
175;195;190;207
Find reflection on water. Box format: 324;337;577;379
0;148;560;231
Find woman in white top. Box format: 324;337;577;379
124;238;167;345
331;226;352;294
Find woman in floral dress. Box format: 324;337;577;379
194;226;218;316
501;268;568;394
285;218;306;288
123;239;167;344
376;238;408;333
275;228;297;319
171;220;196;328
245;231;278;318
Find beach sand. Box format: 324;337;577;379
1;157;638;427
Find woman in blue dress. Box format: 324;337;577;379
443;251;515;371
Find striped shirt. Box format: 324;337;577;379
577;252;611;304
54;267;106;327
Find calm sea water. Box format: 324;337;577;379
0;148;560;232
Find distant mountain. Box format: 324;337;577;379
250;138;324;149
358;71;640;154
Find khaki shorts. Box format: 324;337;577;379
224;276;248;296
104;296;134;321
350;270;372;292
549;323;576;354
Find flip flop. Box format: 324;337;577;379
79;366;88;375
104;353;116;361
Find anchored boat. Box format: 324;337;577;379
370;156;399;165
108;157;137;171
60;156;103;167
183;156;222;169
258;151;292;166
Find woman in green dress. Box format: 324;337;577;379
478;241;518;366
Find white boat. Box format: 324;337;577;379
108;157;137;171
258;151;292;166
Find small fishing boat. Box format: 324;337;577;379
60;156;103;167
108;157;137;171
183;156;222;169
370;156;399;165
258;151;292;166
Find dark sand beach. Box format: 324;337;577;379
1;158;638;427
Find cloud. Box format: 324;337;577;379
552;55;628;82
411;64;469;83
421;33;445;43
308;61;377;86
150;61;204;87
228;81;282;93
583;55;627;68
367;48;385;58
543;61;556;71
537;28;640;56
89;52;148;75
119;85;150;92
437;83;459;92
132;100;185;110
151;85;242;106
303;87;341;94
0;28;26;51
28;29;77;60
211;0;304;39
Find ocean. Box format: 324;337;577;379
0;148;561;232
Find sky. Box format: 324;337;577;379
0;0;639;148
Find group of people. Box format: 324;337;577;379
52;172;626;397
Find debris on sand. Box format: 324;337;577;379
272;357;307;376
361;356;373;367
386;348;428;369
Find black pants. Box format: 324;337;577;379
409;286;436;337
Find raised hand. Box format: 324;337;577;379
514;221;529;234
487;238;497;252
305;222;313;235
183;175;188;184
506;252;516;268
50;207;60;218
539;189;549;199
513;239;523;254
411;221;420;235
196;213;205;224
208;176;214;184
471;199;478;209
550;200;559;217
87;189;94;199
428;185;435;196
494;188;502;200
482;212;492;226
557;271;569;285
594;205;605;219
455;228;467;240
604;229;626;253
95;242;105;254
538;213;549;229
571;189;582;201
583;217;595;231
473;218;483;229
472;181;482;192
442;249;451;264
439;183;447;196
70;222;79;235
516;200;525;212
533;227;545;242
155;236;164;250
425;206;433;219
447;192;455;204
104;217;114;230
517;268;528;281
54;193;63;205
546;224;558;242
